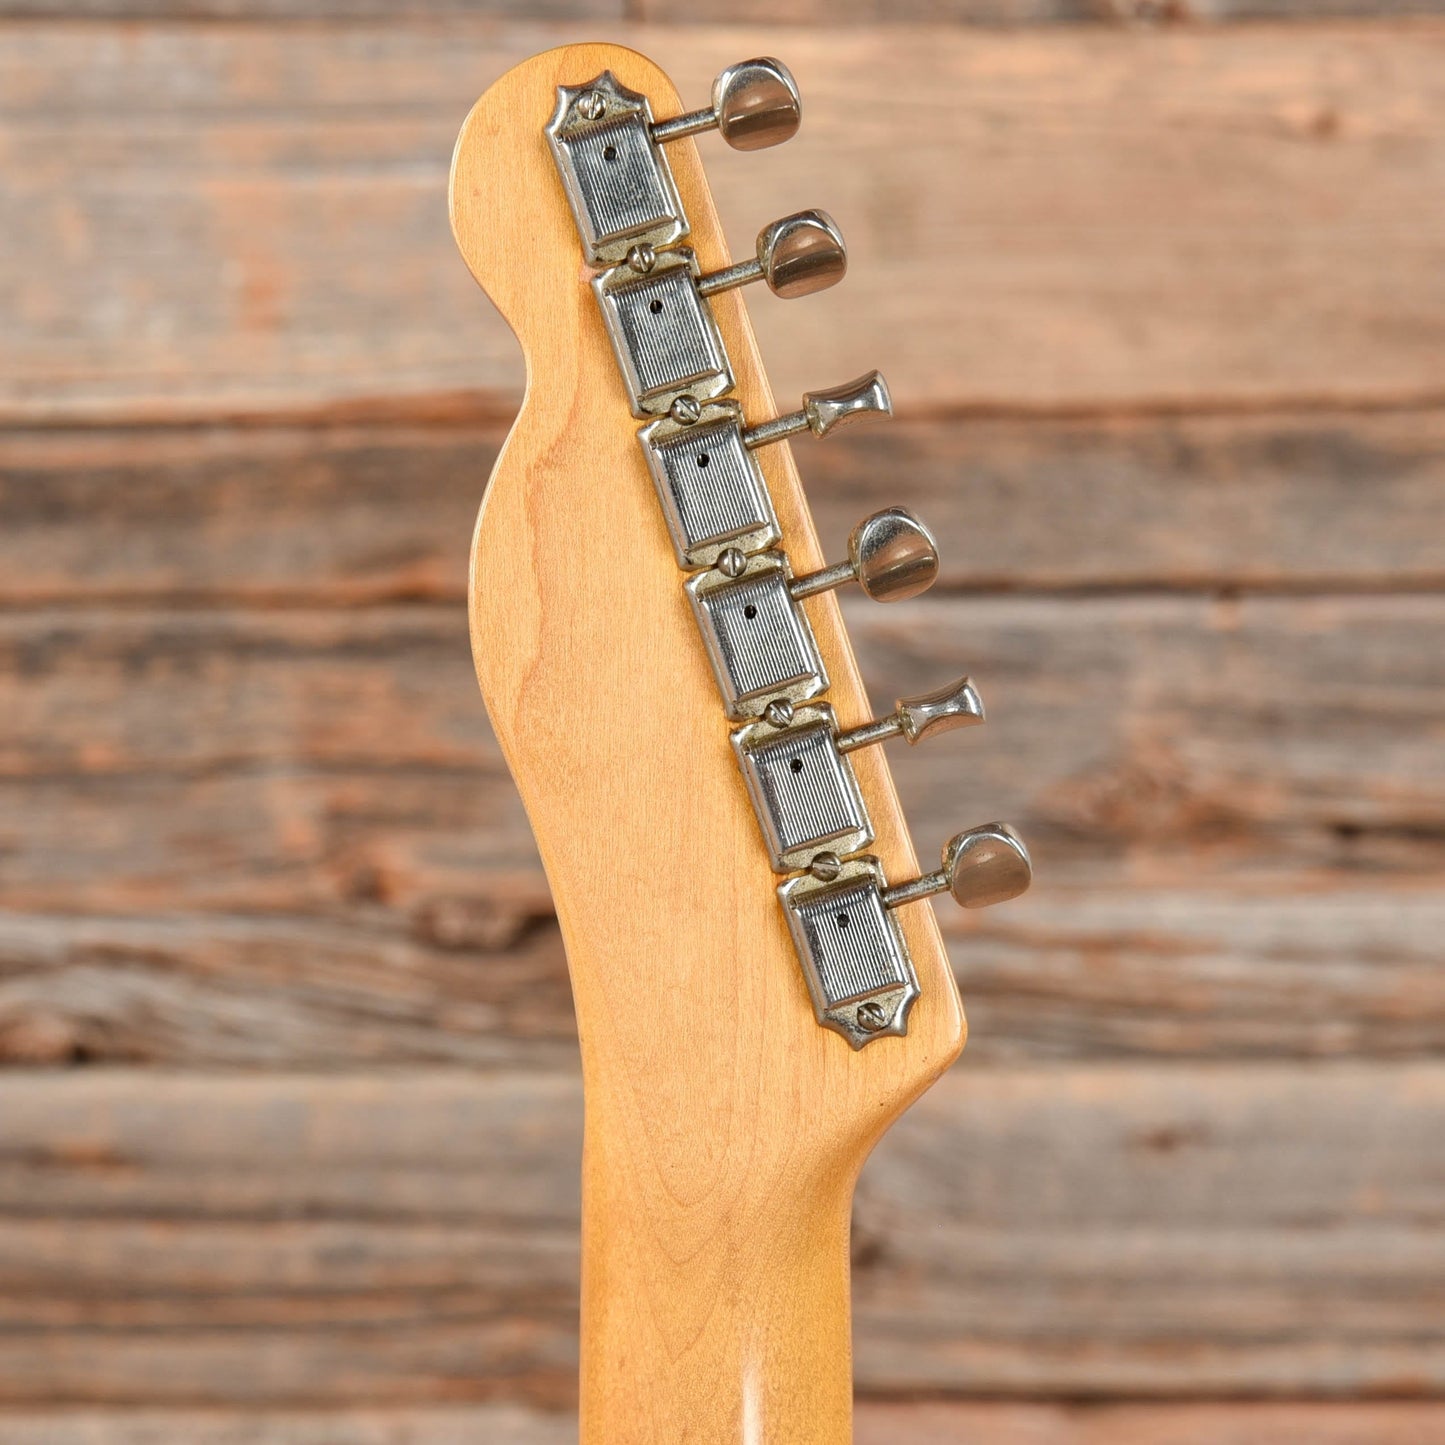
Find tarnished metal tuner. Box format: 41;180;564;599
882;824;1034;911
686;552;829;722
778;825;1031;1049
546;71;689;266
790;507;940;604
639;374;892;569
651;58;802;152
733;680;985;873
697;210;847;301
835;676;984;753
741;371;892;450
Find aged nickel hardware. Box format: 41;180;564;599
733;678;986;873
779;826;1032;1049
687;553;828;721
880;823;1033;911
546;61;802;267
732;703;873;873
651;58;802;152
593;248;734;416
740;371;891;449
790;507;940;604
547;56;1035;1053
639;373;892;569
547;73;689;266
777;855;916;1049
696;210;847;301
835;675;984;752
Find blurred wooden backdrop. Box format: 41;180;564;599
3;4;1445;1443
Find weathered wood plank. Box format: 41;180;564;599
6;23;1445;419
6;1403;1445;1445
0;593;1439;1061
4;408;1443;601
0;1066;1439;1402
3;886;1443;1067
1;595;1437;881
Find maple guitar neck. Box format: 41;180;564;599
449;44;1029;1444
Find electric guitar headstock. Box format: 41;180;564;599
450;45;1030;1443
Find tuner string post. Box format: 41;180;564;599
740;410;810;451
649;107;717;145
696;257;765;298
880;871;947;912
833;714;902;754
789;559;856;601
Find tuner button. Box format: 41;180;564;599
696;209;847;301
757;209;847;298
896;676;985;743
881;823;1033;912
803;371;892;438
740;370;892;451
651;57;802;152
850;507;939;602
714;58;802;151
943;824;1033;909
834;675;984;755
789;507;940;604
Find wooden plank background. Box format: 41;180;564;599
2;5;1443;1442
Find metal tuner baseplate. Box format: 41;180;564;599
593;249;735;417
639;400;780;568
546;73;689;266
779;856;919;1050
686;552;829;721
732;702;873;873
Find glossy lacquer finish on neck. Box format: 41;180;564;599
449;45;964;1445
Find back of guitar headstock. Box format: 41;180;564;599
449;45;1030;1444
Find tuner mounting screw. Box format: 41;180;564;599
578;90;607;121
627;243;656;274
670;394;702;425
810;851;842;882
763;697;795;728
718;547;747;579
856;1000;889;1032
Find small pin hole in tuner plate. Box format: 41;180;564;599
697;453;709;467
649;298;663;314
836;913;850;929
744;605;758;619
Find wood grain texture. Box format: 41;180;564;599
1;596;1437;890
450;44;968;1444
7;22;1445;420
0;590;1439;1068
7;1403;1445;1445
0;1066;1440;1403
5;883;1442;1067
4;407;1444;603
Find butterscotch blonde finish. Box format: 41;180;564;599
450;46;964;1445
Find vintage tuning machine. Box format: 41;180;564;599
779;826;1033;1050
546;59;801;268
790;506;940;604
639;371;892;570
651;58;803;153
594;211;849;417
732;678;986;874
686;507;940;723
